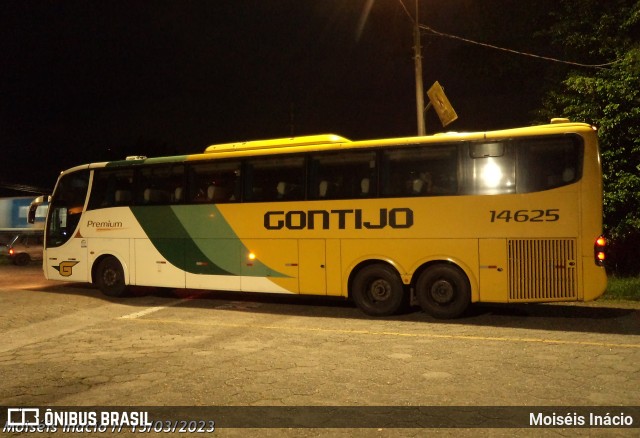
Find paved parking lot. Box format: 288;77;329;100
1;263;639;436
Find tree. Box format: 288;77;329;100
539;0;640;275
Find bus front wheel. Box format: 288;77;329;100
351;264;407;316
95;256;128;297
416;264;470;319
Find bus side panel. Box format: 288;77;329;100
299;239;326;295
134;238;185;288
325;239;342;296
81;207;147;287
582;262;607;301
186;239;241;291
242;238;299;293
186;273;242;291
478;239;508;302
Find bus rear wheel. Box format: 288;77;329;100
416;264;470;319
351;264;407;316
95;256;128;297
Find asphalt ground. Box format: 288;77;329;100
0;262;639;437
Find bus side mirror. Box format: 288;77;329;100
28;195;50;224
28;204;37;224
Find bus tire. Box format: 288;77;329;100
95;256;128;297
416;264;470;319
351;264;406;316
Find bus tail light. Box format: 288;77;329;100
9;248;14;256
594;236;606;266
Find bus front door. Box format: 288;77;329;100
44;237;89;283
299;239;326;295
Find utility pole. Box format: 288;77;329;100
413;0;426;136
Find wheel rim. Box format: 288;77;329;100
430;279;454;304
104;268;118;287
369;279;392;302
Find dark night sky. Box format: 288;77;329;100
0;0;558;193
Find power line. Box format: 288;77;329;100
395;0;619;69
419;23;619;70
396;0;414;24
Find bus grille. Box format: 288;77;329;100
507;239;577;301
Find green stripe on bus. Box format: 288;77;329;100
172;205;287;278
131;205;287;278
131;206;233;275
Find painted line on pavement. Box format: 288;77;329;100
118;298;194;320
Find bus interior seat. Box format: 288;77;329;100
277;182;287;199
206;185;219;202
114;190;132;205
562;167;575;182
173;187;183;202
208;185;230;202
144;188;169;204
360;178;370;196
412;178;424;194
319;180;328;198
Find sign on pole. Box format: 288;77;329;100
427;81;458;127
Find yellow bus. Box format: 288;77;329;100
32;120;607;318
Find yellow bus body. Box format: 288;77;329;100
40;122;607;318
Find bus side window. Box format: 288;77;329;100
464;142;515;195
381;145;458;197
137;165;184;205
88;169;134;209
309;151;377;200
188;160;241;203
244;157;304;202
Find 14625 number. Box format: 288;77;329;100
490;209;559;223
